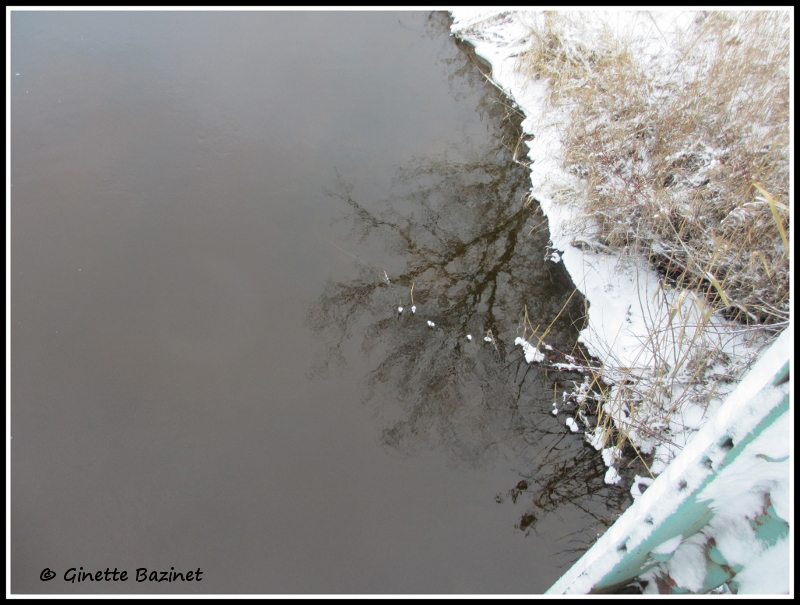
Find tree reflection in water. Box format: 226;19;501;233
306;11;629;555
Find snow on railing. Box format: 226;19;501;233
546;327;790;594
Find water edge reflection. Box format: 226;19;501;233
307;138;629;545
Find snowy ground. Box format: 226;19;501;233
449;9;791;594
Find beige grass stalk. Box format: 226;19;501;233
515;10;789;326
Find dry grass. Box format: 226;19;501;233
579;280;768;476
517;274;773;477
515;10;790;326
509;10;790;468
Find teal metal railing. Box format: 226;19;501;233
547;327;791;594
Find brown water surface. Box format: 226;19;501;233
10;11;628;594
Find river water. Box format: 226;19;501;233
10;11;629;594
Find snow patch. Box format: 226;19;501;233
514;336;544;363
733;536;790;594
601;447;621;467
651;535;682;556
604;467;621;485
665;533;707;592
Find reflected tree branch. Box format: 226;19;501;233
306;15;628;543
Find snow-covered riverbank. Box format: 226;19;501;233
450;9;790;594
